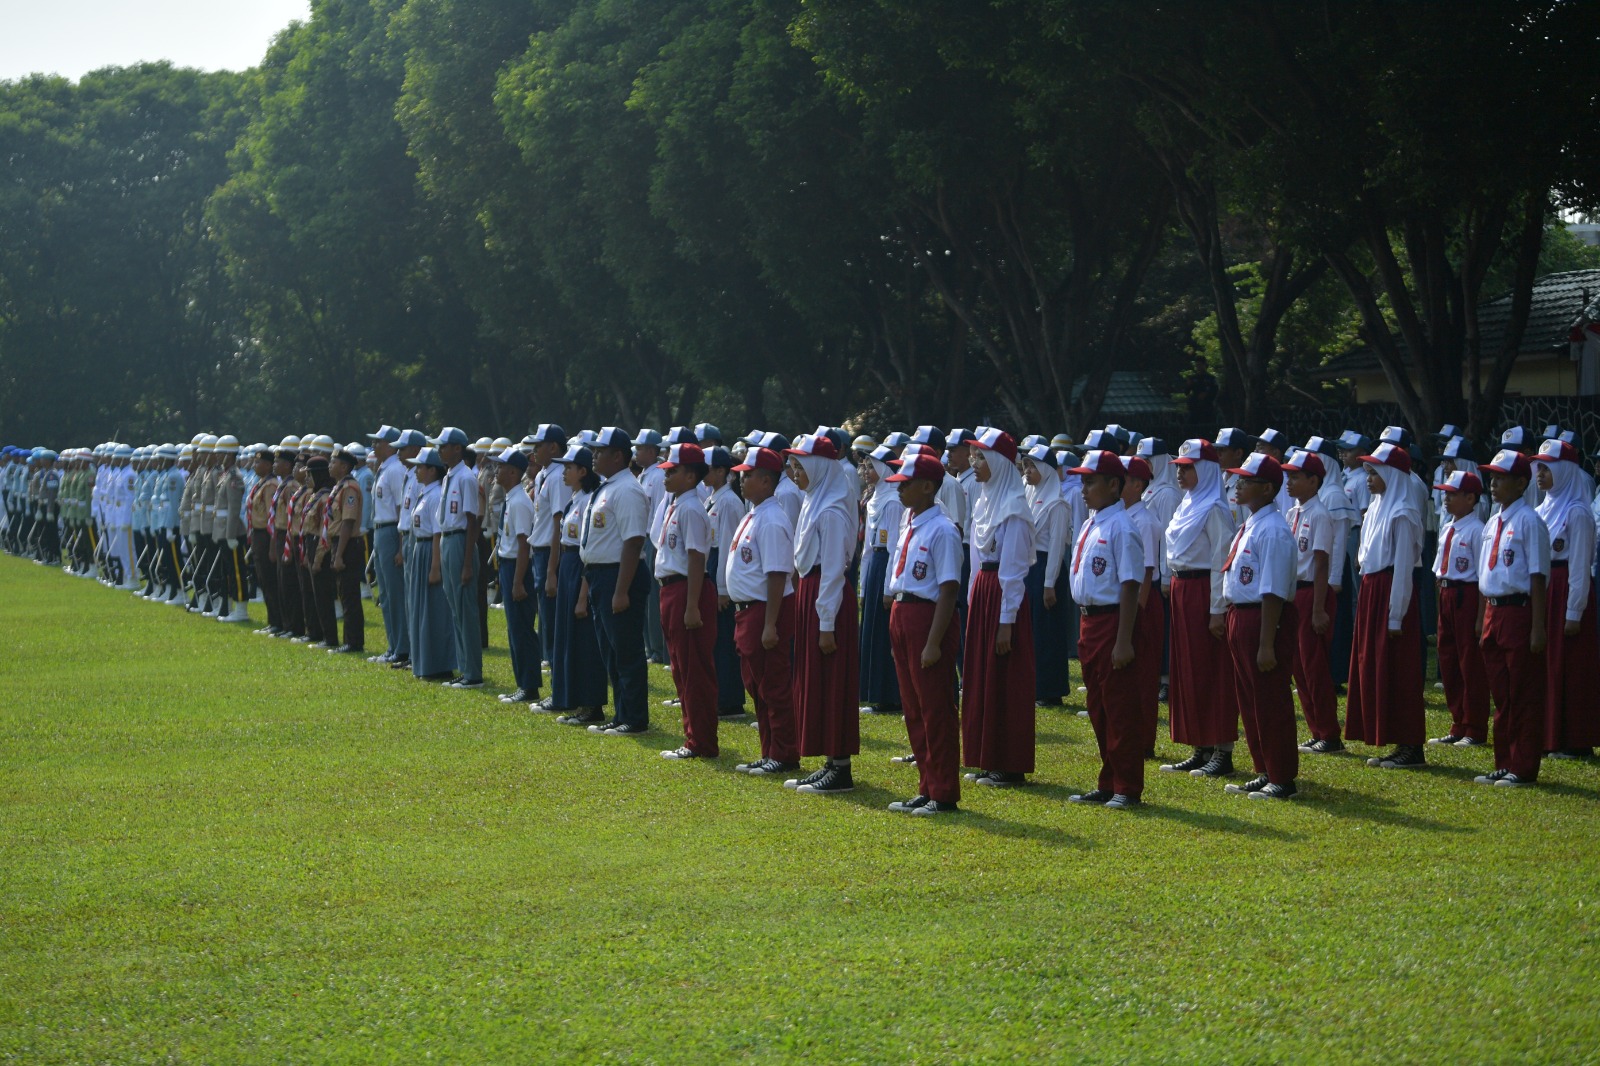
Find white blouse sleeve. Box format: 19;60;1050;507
1043;505;1069;587
814;511;850;632
1387;519;1417;630
1207;508;1233;616
1563;510;1595;623
998;516;1034;624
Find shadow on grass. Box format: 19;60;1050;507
1302;780;1475;833
1123;801;1306;842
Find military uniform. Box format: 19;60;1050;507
321;460;366;652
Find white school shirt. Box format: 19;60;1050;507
799;505;853;632
970;514;1033;624
1478;499;1550;599
1125;498;1165;585
723;496;794;603
1286;495;1333;584
706;482;744;557
864;489;906;554
497;484;535;560
1164;503;1234;616
580;470;649;565
437;460;480;532
774;475;803;529
1223;505;1297;606
1032;495;1071;588
1343;466;1372;521
373;454;405;525
1434;512;1484;583
654;491;711;579
411;480;443;538
531;464;572;550
937;473;968;539
561;489;590;548
1069;501;1143;608
957;468;979;544
885;506;962;599
1547;503;1596;623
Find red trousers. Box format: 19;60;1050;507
1078;610;1143;799
1291;584;1340;742
1135;590;1165;753
1228;603;1300;785
660;576;719;757
793;569;860;758
734;597;798;763
1481;603;1545;779
1544;567;1600;751
1435;583;1489;741
1345;570;1424;746
1167;572;1237;746
960;569;1036;773
890;600;962;804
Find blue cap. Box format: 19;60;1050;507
1434;423;1462;441
434;426;468;447
393;429;428;449
1025;444;1060;468
663;426;697;446
1102;424;1132;447
1379;425;1413;448
497;447;529;472
1257;427;1289;450
411;447;446;470
594;427;633;450
524;423;566;446
1020;434;1047;450
366;424;401;444
755;431;791;452
707;446;734;469
694;423;722;444
1336;429;1373;452
881;431;911;450
947;429;975;447
1441;436;1475;461
1303;435;1339;460
632;428;663;448
1079;428;1114;451
907;425;946;451
1136;436;1169;458
1214;427;1257;450
551;444;594;469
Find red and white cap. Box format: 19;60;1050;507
656;442;705;469
1225;451;1284;490
732;447;785;474
970;427;1018;464
1481;448;1532;481
783;433;840;461
1170;438;1219;466
1357;441;1412;474
1281;448;1325;480
886;454;946;483
1066;450;1127;477
1434;470;1484;495
1123;456;1153;483
1535;438;1580;465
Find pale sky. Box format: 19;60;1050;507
0;0;312;83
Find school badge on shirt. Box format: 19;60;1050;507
1455;556;1468;573
912;560;927;580
1091;556;1106;576
667;532;677;549
1553;537;1566;552
1503;548;1515;567
1240;565;1254;585
740;544;753;563
593;511;607;529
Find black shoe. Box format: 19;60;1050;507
748;759;799;777
1225;774;1269;795
660;746;700;759
797;764;854;794
556;708;606;726
1368;745;1425;769
891;753;919;765
1190;750;1235;778
1301;738;1345;754
601;722;649;736
1104;793;1141;810
785;765;831;790
1474;768;1511;784
1160;747;1212;773
962;769;994;782
976;771;1027;788
1157;682;1169;703
389;657;412;670
1248;782;1297;800
1068;789;1113;804
499;689;530;703
888;795;929;813
328;644;361;654
417;671;454;681
1427;734;1463;746
910;800;959;816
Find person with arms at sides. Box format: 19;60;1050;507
1121;455;1164;755
1214;428;1258;527
702;446;747;717
1428;470;1489;748
365;425;409;664
725;447;801;778
1022;444;1072;707
883;453;966;816
580;428;653;735
1533;438;1598;760
323;448;366;653
653;442;720;761
633;428;669;666
1281;449;1341;754
1065;450;1145;809
432;427;483;689
781;433;862;794
1474;450;1550;786
1346;442;1427;769
1218;452;1301;800
494;448;542;707
405;447;456;681
1139;437;1180;703
246;446;282;635
549;445;608;726
298;454;333;647
962;428;1038;788
858;443;905;717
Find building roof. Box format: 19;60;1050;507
1073;370;1179;416
1314;268;1600;379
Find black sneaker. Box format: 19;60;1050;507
499;689;530;703
1369;746;1425;769
976;771;1027;788
910;800;959;816
1068;789;1112;804
734;756;767;772
749;759;799;777
557;708;606;726
1225;774;1269;795
1427;734;1462;746
1248;782;1297;800
660;746;699;759
602;722;649;736
1306;739;1346;754
1493;773;1533;787
1474;769;1510;784
785;764;831;790
1190;750;1235;778
1160;748;1213;773
1104;793;1141;810
388;657;412;670
891;753;919;765
962;770;994;782
888;795;929;813
797;764;854;794
446;677;483;690
1453;736;1484;747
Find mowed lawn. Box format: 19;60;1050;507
2;554;1598;1064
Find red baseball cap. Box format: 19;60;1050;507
1281;449;1325;480
886;454;946;483
1357;441;1412;475
656;442;705;469
1225;451;1284;491
1481;448;1532;481
1434;470;1484;495
1170;439;1219;466
783;433;840;461
1123;456;1153;483
732;446;784;473
970;427;1018;464
1066;450;1127;477
1536;438;1580;465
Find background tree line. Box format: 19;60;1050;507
1;0;1597;446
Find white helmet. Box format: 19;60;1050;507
310;434;335;455
214;434;240;454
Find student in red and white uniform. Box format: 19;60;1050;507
1160;439;1240;778
1428;471;1489;747
1533;438;1599;759
1346;442;1427;769
1120;456;1164;755
1065;450;1144;809
1281;449;1340;753
1475;449;1550;786
703;447;747;717
724;447;800;777
653;442;720;761
1218;452;1300;799
882;453;966;816
1022;444;1072;706
962;428;1037;788
782;433;861;795
858;444;905;715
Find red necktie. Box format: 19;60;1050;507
1072;519;1094;574
731;512;754;556
894;518;915;576
1488;516;1504;570
1222;525;1246;572
1439;525;1455;577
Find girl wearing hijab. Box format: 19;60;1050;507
782;433;861;795
1534;439;1599;759
1023;445;1072;705
550;445;609;726
1304;436;1358;691
858;445;904;716
962;428;1037;787
1160;439;1241;777
1346;442;1427;768
404;448;457;681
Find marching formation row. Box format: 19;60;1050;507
3;419;1596;813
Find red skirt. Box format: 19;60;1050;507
1167;573;1237;747
960;569;1036;773
1544;566;1600;750
793;568;860;758
1344;569;1424;746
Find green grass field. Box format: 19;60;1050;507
2;553;1598;1064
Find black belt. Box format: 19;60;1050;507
732;600;758;612
1551;560;1569;570
1296;580;1314;589
1081;603;1119;616
1230;601;1262;611
376;520;399;529
803;565;820;577
1363;566;1394;577
1173;569;1209;580
585;562;620;571
660;573;686;586
1488;594;1529;608
870;546;888;554
894;592;934;605
442;530;465;538
979;561;1000;572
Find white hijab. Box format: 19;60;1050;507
972;447;1033;549
793;452;857;571
1359;463;1423;564
1028;461;1067;551
1536;457;1589;543
1165;458;1229;554
864;455;896;537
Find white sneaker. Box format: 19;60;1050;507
219;605;250;623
